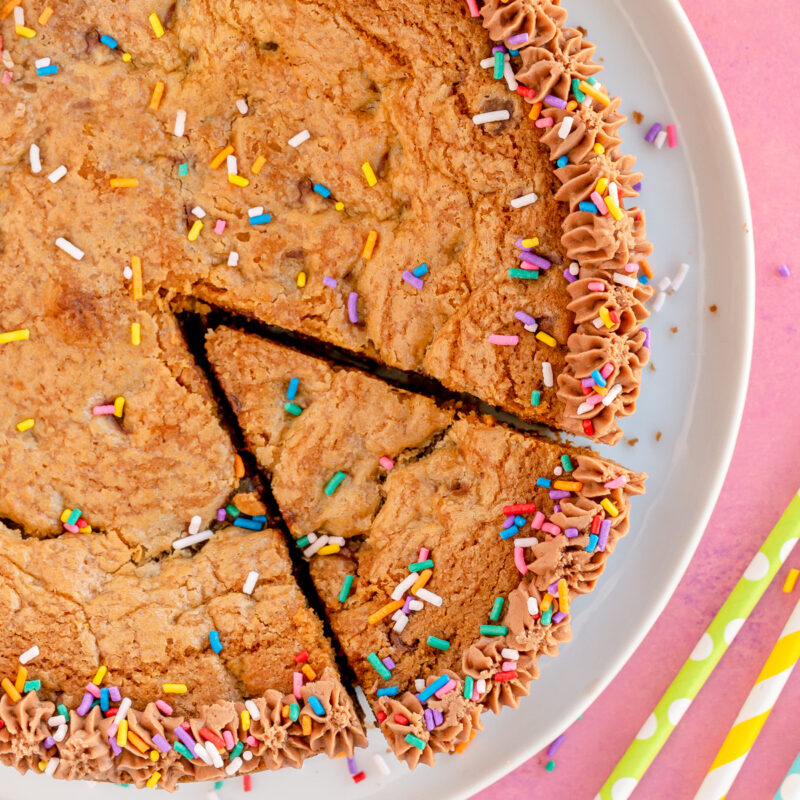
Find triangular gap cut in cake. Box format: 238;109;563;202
0;519;365;787
206;326;645;766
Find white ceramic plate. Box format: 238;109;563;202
1;0;753;798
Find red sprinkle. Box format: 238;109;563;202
199;728;225;749
294;650;309;663
104;707;119;718
352;772;366;783
502;503;536;515
494;671;518;682
515;85;535;99
243;775;252;792
609;309;620;325
582;385;592;395
582;420;594;436
376;711;386;723
591;514;602;534
393;713;409;726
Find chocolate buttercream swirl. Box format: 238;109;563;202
562;206;653;269
514;27;601;103
244;691;310;771
0;692;54;773
555;154;641;210
423;671;482;753
567;272;652;336
480;0;567;49
525;529;608;594
300;670;367;757
539;96;626;163
54;705;115;782
375;694;433;768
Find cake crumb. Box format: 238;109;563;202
632;110;643;125
655;431;662;442
626;438;639;447
709;304;718;313
670;326;678;334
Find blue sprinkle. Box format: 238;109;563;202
419;675;449;703
578;201;598;213
556;156;569;168
249;213;271;225
508;48;520;56
376;686;399;697
287;376;299;400
100;34;118;49
586;533;599;553
312;183;331;198
639;275;650;285
308;695;326;716
37;65;59;77
178;162;188;177
536;478;552;488
412;263;428;278
233;517;263;531
100;688;110;712
209;630;222;654
500;525;519;540
591;369;607;388
251;514;267;523
513;515;527;527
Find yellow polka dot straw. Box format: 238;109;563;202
598;489;800;800
693;598;800;800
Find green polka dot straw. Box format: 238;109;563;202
597;489;800;800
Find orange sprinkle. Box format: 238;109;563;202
553;480;583;492
301;664;316;681
149;81;165;111
127;730;150;753
640;258;654;279
454;730;477;754
301;715;312;736
361;231;378;260
540;593;553;612
250;155;267;175
0;0;21;20
131;256;143;300
38;6;53;24
281;705;290;719
210;145;234;170
528;102;543;121
14;666;27;693
2;678;21;703
367;599;404;626
234;454;245;479
410;568;433;595
110;178;139;188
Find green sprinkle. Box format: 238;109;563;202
463;675;474;699
531;390;541;406
174;742;194;761
214;781;223;790
404;732;426;751
230;741;244;759
338;574;354;603
509;268;539;280
560;454;574;472
587;75;598;85
480;624;508;636
178;162;188;177
323;471;346;496
493;50;504;80
545;759;556;772
66;508;81;526
284;402;302;416
57;704;69;721
571;77;585;103
23;680;41;692
541;607;553;626
289;702;299;721
408;559;434;572
367;652;391;680
296;535;310;548
427;636;450;651
225;503;241;519
489;597;504;622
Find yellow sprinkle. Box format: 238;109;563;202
595;177;609;195
535;331;557;347
15;418;34;432
149;750;160;762
38;6;53;24
187;220;203;241
410;568;433;596
317;543;341;555
148;12;164;38
335;201;344;211
579;81;610;106
301;664;316;681
209;145;233;170
281;704;290;719
114;397;125;418
362;231;378;260
110;178;139;188
521;237;539;248
0;328;30;344
16;24;36;38
540;593;553;612
38;760;47;772
250;155;266;175
2;678;21;703
60;509;72;523
146;772;161;789
162;683;187;694
131;322;141;345
301;715;312;736
241;710;251;731
228;174;249;187
117;719;128;747
784;569;799;594
79;525;92;533
14;666;27;693
0;0;22;20
597;306;614;329
601;498;619;517
368;599;404;626
566;100;578;111
557;578;569;614
132;255;143;300
296;271;307;288
594;143;606;155
149;81;165;111
604;195;624;221
122;52;131;62
361;161;378;187
553;480;583;492
92;665;107;685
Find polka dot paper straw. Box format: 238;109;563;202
773;751;800;800
694;599;800;800
598;489;800;800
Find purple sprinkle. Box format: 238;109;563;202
642;326;651;351
547;733;566;757
433;709;444;726
552;611;568;624
152;733;171;754
109;686;121;702
382;656;396;670
216;508;227;522
520;251;551;269
508;32;529;46
424;708;435;731
175;725;197;757
346;756;358;775
548;580;560;596
644;122;662;143
323;276;338;289
402;596;412;614
598;519;612;552
502;515;516;529
347;291;359;323
76;691;93;717
492;45;506;53
544;94;567;110
514;238;533;251
43;736;55;749
402;270;424;290
85;682;101;698
633;181;643;192
514;310;537;327
563;267;577;283
564;527;579;538
779;264;791;277
581;377;595;389
553;503;561;513
549;490;571;500
109;735;122;756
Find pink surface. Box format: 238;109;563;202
474;3;800;799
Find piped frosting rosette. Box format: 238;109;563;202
480;0;567;50
0;693;54;773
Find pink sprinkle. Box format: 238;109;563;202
216;508;227;522
541;522;561;536
246;735;258;747
586;393;603;407
465;0;480;16
600;363;615;379
604;475;628;489
667;124;678;148
591;190;609;215
587;281;606;292
472;687;481;702
293;671;303;699
156;700;173;715
63;523;79;533
223;730;235;750
92;404;116;415
434;679;456;699
86;683;102;699
535;117;554;128
418;547;430;561
488;334;519;346
379;456;394;470
1;71;12;85
214;219;226;234
624;262;638;273
501;661;517;671
514;546;528;575
531;511;545;530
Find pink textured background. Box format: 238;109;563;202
474;3;800;799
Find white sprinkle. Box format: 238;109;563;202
242;750;253;762
244;699;261;721
480;54;509;69
123;266;133;280
592;317;605;329
392;612;408;634
408;599;424;612
55;236;84;260
19;645;39;664
472;110;510;125
328;536;346;546
303;535;329;557
235;98;249;115
415;588;442;606
576;401;594;416
542;361;554;388
45;758;59;777
172;529;213;550
193;742;213;766
514;537;539;548
501;648;519;660
654;129;668;149
12;5;23;24
29;144;42;174
524;323;538;333
354;686;376;723
569;261;580;276
414;678;426;692
557;116;574;140
173;109;187;137
652;290;667;312
225;756;243;776
247;206;264;218
602;383;623;406
111;697;131;728
671;262;691;291
34;57;51;69
373;754;391;776
48;165;68;183
227;251;239;267
288;129;311;148
208;743;224;769
391;610;403;622
511;191;538;209
613;272;638;289
553;466;563;476
503;61;518;91
476;678;487;694
53;724;68;742
390;573;417;601
47;715;66;727
608;182;619;203
2;51;14;69
190;206;206;219
306;532;318;543
527;596;539;617
243;571;259;595
188;515;202;534
226;154;238;175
